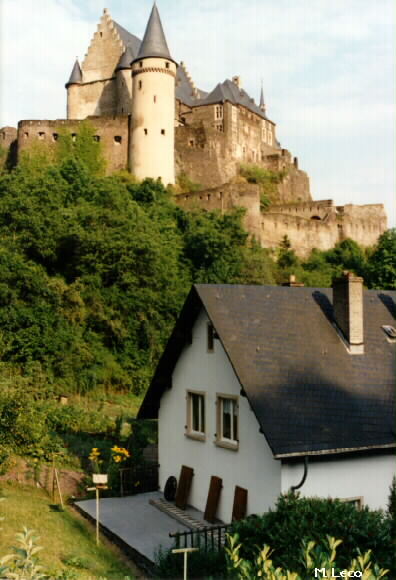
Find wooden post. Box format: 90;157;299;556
172;547;198;580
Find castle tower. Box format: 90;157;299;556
259;84;266;114
115;45;133;115
130;4;176;185
65;59;82;119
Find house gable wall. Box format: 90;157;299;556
281;452;394;510
158;309;281;522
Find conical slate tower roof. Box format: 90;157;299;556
116;44;134;70
259;85;265;110
135;3;174;62
66;59;82;87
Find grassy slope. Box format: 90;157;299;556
0;482;138;579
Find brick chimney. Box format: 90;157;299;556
332;272;364;353
232;75;241;88
282;274;304;287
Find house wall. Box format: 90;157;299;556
281;452;394;510
158;309;281;523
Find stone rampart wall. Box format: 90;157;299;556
17;117;129;173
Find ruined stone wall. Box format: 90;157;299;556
17;117;129;174
175;125;237;187
175;182;262;240
0;126;17;168
174;182;386;257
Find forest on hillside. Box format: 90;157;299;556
0;125;394;397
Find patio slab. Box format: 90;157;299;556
75;491;211;568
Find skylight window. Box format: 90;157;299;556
382;325;396;340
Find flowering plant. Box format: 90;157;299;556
88;447;103;473
111;445;130;464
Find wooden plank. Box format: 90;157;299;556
232;485;247;521
175;465;194;510
204;476;222;523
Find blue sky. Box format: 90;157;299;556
1;0;394;226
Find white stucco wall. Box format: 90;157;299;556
158;309;281;523
281;453;395;511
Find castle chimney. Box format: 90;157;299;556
232;76;241;88
332;272;364;353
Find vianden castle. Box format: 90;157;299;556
0;5;387;257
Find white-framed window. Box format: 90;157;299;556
186;391;206;439
261;121;267;143
338;497;363;510
216;395;238;449
215;105;223;120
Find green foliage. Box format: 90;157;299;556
0;527;46;579
239;164;285;204
56;121;106;176
366;229;396;289
155;545;226;578
175;171;202;193
230;493;394;576
225;533;389;580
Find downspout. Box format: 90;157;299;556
290;456;309;491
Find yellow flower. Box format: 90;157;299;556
114;455;121;463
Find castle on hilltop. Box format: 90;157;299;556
0;4;387;256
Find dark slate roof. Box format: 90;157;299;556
138;284;395;458
116;44;134;71
135;4;174;63
66;59;82;87
195;79;270;121
113;21;141;59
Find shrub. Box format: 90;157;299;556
155;545;227;578
229;493;394;576
225;533;389;579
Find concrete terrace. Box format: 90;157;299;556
75;491;212;571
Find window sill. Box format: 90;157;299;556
215;439;239;451
185;432;206;442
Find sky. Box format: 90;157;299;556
0;0;394;226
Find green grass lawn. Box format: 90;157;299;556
0;482;140;579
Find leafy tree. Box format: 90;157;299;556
366;229;396;289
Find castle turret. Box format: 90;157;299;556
259;84;266;114
115;45;133;115
130;4;177;185
66;59;82;119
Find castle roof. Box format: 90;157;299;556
135;4;174;63
197;79;270;121
115;44;134;71
66;59;82;87
113;21;141;59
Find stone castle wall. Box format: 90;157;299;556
0;126;17;168
175;185;387;257
17;117;129;173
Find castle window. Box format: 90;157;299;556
215;105;223;120
93;135;100;142
139;80;142;90
144;128;148;135
100;31;103;37
165;62;170;69
139;61;143;68
153;95;157;103
23;132;29;139
161;129;165;135
52;133;58;142
38;132;45;140
261;122;267;142
114;136;122;145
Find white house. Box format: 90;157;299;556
138;274;395;522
